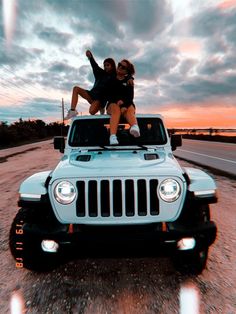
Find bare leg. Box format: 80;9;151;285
107;103;121;135
89;100;101;115
122;105;140;137
107;103;121;145
71;86;93;110
122;105;137;126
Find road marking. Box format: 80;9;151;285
178;149;236;164
180;282;200;314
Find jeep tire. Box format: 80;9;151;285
9;208;61;271
173;205;211;275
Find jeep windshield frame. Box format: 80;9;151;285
68;117;168;147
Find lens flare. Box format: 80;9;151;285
180;281;200;314
10;289;26;314
2;0;17;48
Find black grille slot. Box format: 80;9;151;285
125;180;135;216
76;181;85;216
101;180;110;216
149;179;159;215
88;180;97;216
113;180;122;217
137;179;147;216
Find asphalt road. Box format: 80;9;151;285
0;140;236;313
174;139;236;178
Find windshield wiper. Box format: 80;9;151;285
99;145;149;151
86;146;108;151
136;145;149;150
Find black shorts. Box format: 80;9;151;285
107;102;135;109
87;90;107;108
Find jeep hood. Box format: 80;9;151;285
51;149;184;179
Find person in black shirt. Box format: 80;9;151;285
65;50;116;120
107;59;140;145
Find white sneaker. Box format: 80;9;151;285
130;124;140;137
109;134;119;145
64;109;78;120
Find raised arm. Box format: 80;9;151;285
86;50;93;59
86;50;104;78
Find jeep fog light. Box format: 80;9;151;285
177;238;196;250
54;181;76;204
159;179;181;202
41;240;59;253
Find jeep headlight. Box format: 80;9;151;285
54;181;76;204
159;179;181;202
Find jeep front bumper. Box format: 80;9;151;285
22;220;217;254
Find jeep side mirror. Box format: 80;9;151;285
171;134;182;151
54;136;65;153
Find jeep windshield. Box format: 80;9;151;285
68;117;167;147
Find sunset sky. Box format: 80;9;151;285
1;0;236;128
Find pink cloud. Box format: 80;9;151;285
178;39;202;56
218;0;236;9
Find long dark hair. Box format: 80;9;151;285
103;58;116;74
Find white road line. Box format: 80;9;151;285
180;283;200;314
178;149;236;164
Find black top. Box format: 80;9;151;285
88;56;116;106
106;76;134;108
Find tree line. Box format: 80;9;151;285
168;128;236;144
0;119;69;149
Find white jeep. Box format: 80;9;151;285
9;114;217;274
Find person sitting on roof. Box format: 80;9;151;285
65;50;117;120
106;59;140;145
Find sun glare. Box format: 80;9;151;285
2;0;17;48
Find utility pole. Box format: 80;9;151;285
61;98;65;137
62;98;65;126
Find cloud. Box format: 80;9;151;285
178;58;198;75
1;0;236;127
0;98;61;123
0;42;39;67
135;44;179;80
122;0;173;39
191;6;236;50
35;25;73;46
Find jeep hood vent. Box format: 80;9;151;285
144;153;159;160
76;155;91;162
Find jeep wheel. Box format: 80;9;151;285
9;208;61;271
173;205;210;275
174;247;209;275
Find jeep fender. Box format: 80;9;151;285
19;171;52;198
183;167;217;202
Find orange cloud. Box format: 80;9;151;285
139;103;236;129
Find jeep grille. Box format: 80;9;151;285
76;179;159;218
